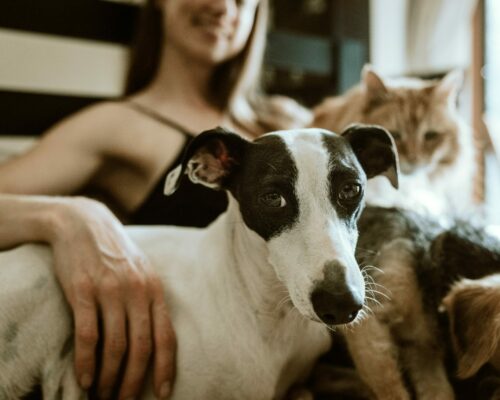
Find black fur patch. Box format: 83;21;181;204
322;133;366;229
229;135;299;241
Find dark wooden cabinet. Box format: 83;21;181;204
265;0;370;106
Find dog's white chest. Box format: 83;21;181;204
168;306;330;400
132;225;331;400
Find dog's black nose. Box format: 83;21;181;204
311;287;363;325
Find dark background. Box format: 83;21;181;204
0;0;369;136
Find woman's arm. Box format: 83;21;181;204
0;103;176;398
0;104;118;195
0;194;175;399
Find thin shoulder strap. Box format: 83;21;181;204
125;100;195;137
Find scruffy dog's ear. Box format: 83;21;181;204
164;127;248;195
442;276;500;379
342;124;400;189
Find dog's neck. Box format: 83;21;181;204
217;196;298;333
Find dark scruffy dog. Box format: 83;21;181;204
438;225;500;400
311;206;500;400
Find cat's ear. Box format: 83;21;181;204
434;69;463;104
361;65;388;104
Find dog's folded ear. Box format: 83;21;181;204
442;279;500;378
342;124;399;188
164;127;248;195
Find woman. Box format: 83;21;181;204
0;0;311;398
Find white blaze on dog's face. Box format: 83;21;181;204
165;126;399;326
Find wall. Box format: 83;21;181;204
369;0;409;76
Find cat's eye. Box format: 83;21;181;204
424;130;441;142
390;131;402;141
259;192;286;208
338;182;362;203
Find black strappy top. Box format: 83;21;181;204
126;101;228;227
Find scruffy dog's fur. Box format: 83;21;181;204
439;228;500;399
443;275;500;379
315;207;500;400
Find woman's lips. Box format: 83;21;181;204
192;16;232;39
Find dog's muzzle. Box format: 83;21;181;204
310;260;364;325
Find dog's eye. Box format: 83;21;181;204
338;183;362;202
259;192;286;208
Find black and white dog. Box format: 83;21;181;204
0;126;398;399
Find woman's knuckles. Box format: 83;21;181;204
72;273;94;290
99;274;123;296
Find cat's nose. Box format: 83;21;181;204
406;153;418;164
401;162;418;174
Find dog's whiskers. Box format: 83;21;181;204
356;247;379;258
364;293;382;307
361;272;384;286
354;308;369;325
361;264;384;275
367;288;391;301
364;280;391;297
366;282;389;293
361;267;391;304
276;293;292;310
362;303;374;315
364;283;389;304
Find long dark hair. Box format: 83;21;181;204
124;0;163;95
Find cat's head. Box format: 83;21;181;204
314;66;468;176
359;66;466;175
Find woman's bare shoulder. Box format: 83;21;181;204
42;100;150;151
41;99;188;172
47;101;134;137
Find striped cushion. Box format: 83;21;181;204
0;0;139;136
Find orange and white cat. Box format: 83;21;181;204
313;66;476;217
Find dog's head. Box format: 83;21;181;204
165;126;398;326
442;274;500;379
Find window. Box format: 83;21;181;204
482;0;500;222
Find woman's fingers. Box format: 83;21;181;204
51;199;177;397
72;279;99;390
72;273;175;399
97;278;128;399
152;291;176;399
118;278;153;399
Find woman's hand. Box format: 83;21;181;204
50;197;176;399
